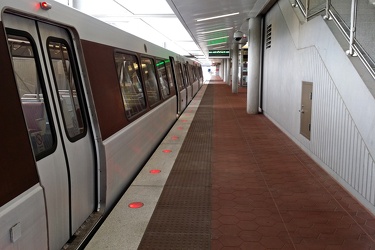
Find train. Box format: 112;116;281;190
0;1;203;249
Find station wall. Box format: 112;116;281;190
263;0;375;214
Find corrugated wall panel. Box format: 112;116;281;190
308;47;375;206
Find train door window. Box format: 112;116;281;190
165;61;174;89
175;63;184;90
156;59;170;98
141;57;161;106
115;52;147;118
188;64;195;84
47;39;86;140
7;33;56;159
182;64;189;87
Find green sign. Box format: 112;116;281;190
208;50;230;58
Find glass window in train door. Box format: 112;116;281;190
165;61;174;89
7;33;56;160
188;65;194;84
141;57;161;106
156;59;170;98
182;64;189;87
47;38;86;141
175;63;184;90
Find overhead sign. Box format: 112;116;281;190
208;50;230;58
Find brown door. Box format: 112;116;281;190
300;81;313;140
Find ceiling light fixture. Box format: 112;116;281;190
212;46;227;49
199;27;233;34
196;12;240;22
206;42;227;46
203;36;229;42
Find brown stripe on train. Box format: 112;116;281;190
81;40;129;140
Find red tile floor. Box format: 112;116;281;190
210;77;375;249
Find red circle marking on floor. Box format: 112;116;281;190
163;149;172;153
177;126;184;130
171;136;179;140
182;120;188;123
128;202;144;208
149;169;161;174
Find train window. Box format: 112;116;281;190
7;34;56;160
156;59;170;98
165;61;174;89
188;64;195;84
141;57;161;106
175;63;184;90
182;64;189;87
47;39;86;140
114;52;147;118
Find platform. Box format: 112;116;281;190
85;76;375;249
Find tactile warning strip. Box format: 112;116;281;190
138;85;214;249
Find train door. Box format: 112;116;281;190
3;13;96;249
169;56;186;114
183;63;192;104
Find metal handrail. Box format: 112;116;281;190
292;0;375;80
292;0;325;20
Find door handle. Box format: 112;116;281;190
299;105;304;113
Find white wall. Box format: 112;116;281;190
263;0;375;214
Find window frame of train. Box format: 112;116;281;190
187;64;195;85
182;63;189;87
140;56;162;108
164;59;175;94
114;51;147;119
175;62;185;91
46;37;87;142
6;29;57;160
155;58;171;99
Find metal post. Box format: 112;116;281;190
306;0;310;18
324;0;332;20
346;0;358;56
232;43;239;93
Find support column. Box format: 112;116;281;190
72;0;83;9
231;44;239;93
247;17;261;114
221;59;227;82
226;58;231;85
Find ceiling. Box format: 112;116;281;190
57;0;277;65
166;0;277;62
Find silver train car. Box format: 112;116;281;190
0;1;203;249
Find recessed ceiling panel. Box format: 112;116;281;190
142;17;193;42
115;0;174;14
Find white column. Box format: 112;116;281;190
223;60;227;82
247;17;261;114
72;0;83;9
231;44;239;93
220;63;224;78
226;58;231;85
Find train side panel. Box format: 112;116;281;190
103;97;177;205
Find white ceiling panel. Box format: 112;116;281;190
114;0;174;14
142;17;193;42
59;0;277;64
